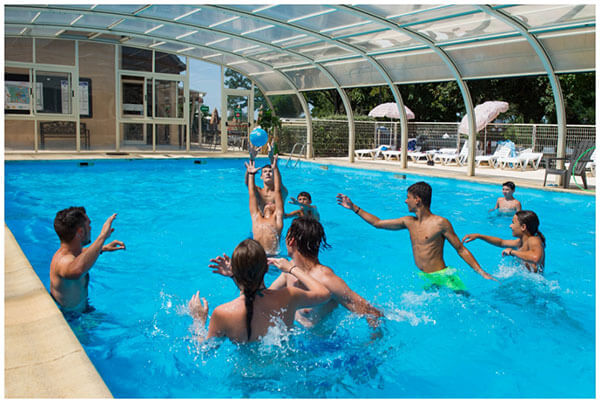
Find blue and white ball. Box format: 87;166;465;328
249;127;268;148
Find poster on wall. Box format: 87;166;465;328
79;80;89;116
4;81;31;110
61;80;71;114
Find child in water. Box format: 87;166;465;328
462;210;545;273
489;181;522;213
285;191;320;221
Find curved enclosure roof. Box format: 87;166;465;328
5;4;596;95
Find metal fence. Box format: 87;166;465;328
279;119;596;157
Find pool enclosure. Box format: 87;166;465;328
4;4;596;175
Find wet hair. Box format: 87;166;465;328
502;181;516;191
261;164;272;171
297;191;312;203
407;181;432;208
54;207;87;242
286;216;330;259
515;210;545;246
231;239;268;341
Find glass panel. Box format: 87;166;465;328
121;123;151;146
539;30;595;73
36;38;75;65
281;67;333;91
144;24;194;40
74;13;122;29
258;5;336;22
178;8;240;28
503;5;596;29
252;73;294;93
411;11;515;43
4;7;40;23
375;50;453;84
243;25;302;44
328;22;390;38
355;4;445;19
38;120;77;151
117;18;164;34
155;51;186;75
156;124;186;149
391;4;475;26
292;10;366;33
121;46;152;72
137;4;201;20
93;5;144;14
255;52;307;68
29;26;65;38
5;119;35;151
5;37;33;63
155;80;184;118
122;76;145;117
36;10;80;25
35;70;72;114
5;67;31;115
339;29;419;52
226;94;249;151
324;59;385;87
291;43;357;61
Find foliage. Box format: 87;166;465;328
257;108;281;135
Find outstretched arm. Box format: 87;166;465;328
322;270;383;328
502;238;544;270
444;220;497;281
272;154;284;227
245;160;260;216
336;193;407;230
462;233;520;248
61;214;120;279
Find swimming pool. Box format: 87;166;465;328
4;158;595;398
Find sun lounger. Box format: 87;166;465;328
354;145;388;159
476;144;511;168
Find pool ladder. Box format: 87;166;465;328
286;143;306;167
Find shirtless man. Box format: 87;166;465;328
489;181;522;213
245;144;288;212
462;210;545;273
246;155;284;256
211;217;382;328
50;207;125;315
337;181;496;292
285;191;320;221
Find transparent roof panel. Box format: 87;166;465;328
352;4;447;20
74;13;123;29
5;7;43;24
290;9;367;33
410;11;516;44
282;66;332;90
28;26;69;37
147;24;197;40
116;18;165;35
136;5;202;21
178;8;240;29
92;5;145;15
184;31;232;48
391;5;477;27
254;51;308;68
292;42;356;62
257;5;337;23
154;41;194;54
327;22;390;39
211;15;275;36
253;73;294;93
339;29;420;53
5;25;25;35
503;5;596;30
324;59;386;87
35;10;80;25
243;25;302;45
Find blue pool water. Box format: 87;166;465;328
4;158;595;398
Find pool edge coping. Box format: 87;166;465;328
4;224;113;398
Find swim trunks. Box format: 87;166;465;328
418;266;467;292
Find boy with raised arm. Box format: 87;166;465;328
246;143;288;213
337;181;496;292
285;191;320;221
246;154;284;256
50;207;125;315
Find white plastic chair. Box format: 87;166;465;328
354;144;388;159
476;144;511;168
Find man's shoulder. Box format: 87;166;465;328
51;249;75;275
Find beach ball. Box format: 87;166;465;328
249;128;268;147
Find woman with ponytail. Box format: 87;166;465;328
188;239;330;343
462;210;545;273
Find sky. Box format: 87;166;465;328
189;59;222;114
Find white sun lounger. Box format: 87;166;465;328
354;145;388;159
476;144;511;168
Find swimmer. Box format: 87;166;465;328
50;207;125;315
269;217;383;329
489;181;522;213
462;210;545;273
188;239;330;343
284;191;320;221
337;182;497;293
246;143;288;213
247;155;284;256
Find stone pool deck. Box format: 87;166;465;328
4;151;595;397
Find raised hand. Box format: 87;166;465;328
244;160;260;175
209;254;233;277
102;240;126;252
188;291;208;322
267;257;294;273
288;197;300;206
100;213;117;240
461;234;479;243
336;193;355;211
248;144;259;161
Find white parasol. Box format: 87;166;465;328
368;102;415;120
458;101;509;134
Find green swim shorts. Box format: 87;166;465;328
418;267;467;292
